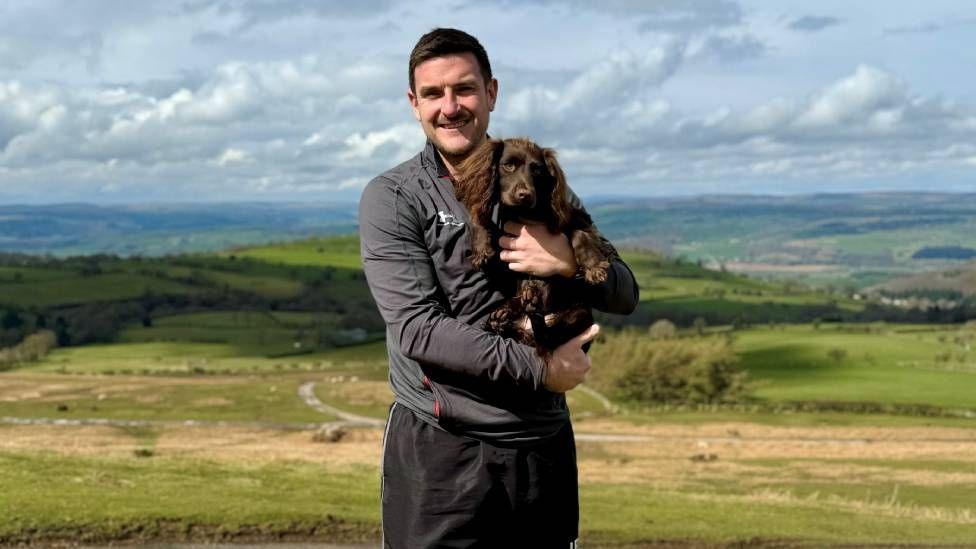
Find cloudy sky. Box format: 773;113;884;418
1;0;974;204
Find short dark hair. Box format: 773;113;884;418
409;28;493;93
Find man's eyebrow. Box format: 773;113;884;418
417;78;480;96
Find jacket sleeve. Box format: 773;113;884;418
567;190;640;315
359;176;548;392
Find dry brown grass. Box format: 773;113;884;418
683;488;976;525
318;380;392;407
571;420;976;494
5;419;974;489
0;423;384;467
0;373;258;403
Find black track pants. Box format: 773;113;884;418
381;403;579;548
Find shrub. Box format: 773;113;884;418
589;330;748;405
0;330;58;370
648;319;677;340
827;348;848;363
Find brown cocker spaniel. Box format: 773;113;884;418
454;137;616;357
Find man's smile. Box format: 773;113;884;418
440;119;470;130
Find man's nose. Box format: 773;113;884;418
441;91;459;117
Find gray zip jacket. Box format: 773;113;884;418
359;140;639;444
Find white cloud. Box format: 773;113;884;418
1;0;976;201
215;148;252;166
750;158;793;175
341;123;424;162
793;65;905;129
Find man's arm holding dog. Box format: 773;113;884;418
499;220;640;315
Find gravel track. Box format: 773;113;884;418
5;382;974;446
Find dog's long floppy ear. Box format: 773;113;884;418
455;139;503;224
543;147;571;230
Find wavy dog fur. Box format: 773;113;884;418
454;137;615;356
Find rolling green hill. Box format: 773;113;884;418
1;232;958;362
224;234;362;270
0;238;381;354
5;193;976;292
871;261;976;297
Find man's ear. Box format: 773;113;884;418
407;89;421;121
486;78;498;112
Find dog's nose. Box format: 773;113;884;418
515;188;533;203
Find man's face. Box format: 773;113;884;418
408;52;498;168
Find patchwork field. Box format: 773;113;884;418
4;322;976;546
2;230;975;546
594;193;976;290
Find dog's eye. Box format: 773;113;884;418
529;163;545;176
501;162;516;173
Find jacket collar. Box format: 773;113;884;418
420;140;451;179
421;135;494;179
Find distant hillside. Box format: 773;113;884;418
3;193;976;291
0;234;382;355
590;192;976;289
0;202;357;256
871;262;976;297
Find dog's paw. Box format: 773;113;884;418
583;261;610;284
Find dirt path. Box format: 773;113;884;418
297;382;385;428
5;379;975;448
577;383;615;412
296;381;663;441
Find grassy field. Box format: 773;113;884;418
0;236;373;316
619;251;864;327
227;234;362;270
735;324;976;410
118;310;345;356
584;322;976;420
0;266;78;283
4;231;976;545
3;328;976;545
0;372;336;424
0;272;200;308
2;418;976;546
0;450;380;545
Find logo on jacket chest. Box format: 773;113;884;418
437;210;465;227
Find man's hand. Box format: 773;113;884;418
544;324;600;393
499;221;577;278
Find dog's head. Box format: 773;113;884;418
497;138;569;228
454;137;570;229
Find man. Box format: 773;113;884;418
359;28;638;548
